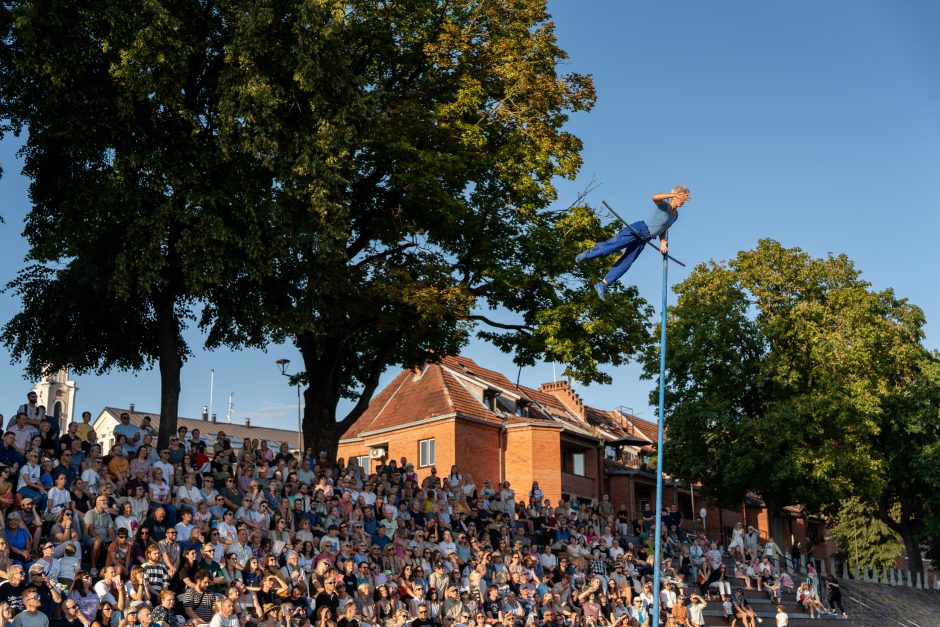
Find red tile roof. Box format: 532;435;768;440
341;355;654;446
628;415;659;443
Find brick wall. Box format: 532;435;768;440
337;418;458;482
562;471;597;500
504;426;562;504
453;421;502;487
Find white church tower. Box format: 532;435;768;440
32;368;78;433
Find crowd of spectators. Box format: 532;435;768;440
0;393;845;627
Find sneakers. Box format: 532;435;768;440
594;281;607;301
90;568;98;577
575;251;588;263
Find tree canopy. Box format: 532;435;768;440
644;239;940;571
0;0;653;452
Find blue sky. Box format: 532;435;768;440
0;1;937;428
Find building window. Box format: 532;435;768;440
571;452;585;476
419;438;435;467
356;456;371;474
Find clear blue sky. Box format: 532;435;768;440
0;1;937;428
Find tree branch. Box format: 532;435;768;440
350;242;418;269
466;314;532;334
340;334;400;427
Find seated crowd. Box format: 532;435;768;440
0;394;843;627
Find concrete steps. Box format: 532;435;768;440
699;609;850;626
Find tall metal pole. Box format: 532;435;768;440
652;251;669;627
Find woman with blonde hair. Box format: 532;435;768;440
575;186;691;300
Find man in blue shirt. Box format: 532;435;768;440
113;412;142;454
576;186;690;300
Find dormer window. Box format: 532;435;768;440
515;399;530;417
483;388;501;412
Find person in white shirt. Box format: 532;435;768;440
775;604;788;626
175;508;195;542
539;545;557;570
437;530;457;557
152;449;174;482
80;461;101;496
209;597;240;627
686;594;707;627
659;582;677;613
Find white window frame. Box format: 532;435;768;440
572;452;585;477
419;438;435;467
356;456;371;475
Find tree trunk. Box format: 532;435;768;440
301;382;355;461
296;331;398;461
155;287;182;450
899;524;924;575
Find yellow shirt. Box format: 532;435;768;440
75;422;94;440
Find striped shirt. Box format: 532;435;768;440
142;561;168;591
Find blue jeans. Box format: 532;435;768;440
582;221;651;285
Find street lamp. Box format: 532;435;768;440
275;358;303;452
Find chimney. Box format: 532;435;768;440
539;380;586;420
129;403;135;413
245;417;251;428
211;413;217;424
202;406;209;421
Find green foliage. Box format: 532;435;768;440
828;497;903;571
190;0;653;453
643;240;934;521
0;0;653;452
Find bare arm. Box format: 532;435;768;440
651;192;682;204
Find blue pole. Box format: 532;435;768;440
652;250;669;627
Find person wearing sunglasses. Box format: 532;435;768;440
14;588;47;627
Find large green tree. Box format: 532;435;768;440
644;239;939;571
0;0;271;446
199;0;651;456
1;0;651;452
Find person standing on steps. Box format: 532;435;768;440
575;186;691;300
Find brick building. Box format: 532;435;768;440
337;355;832;558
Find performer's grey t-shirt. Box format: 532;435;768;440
644;200;678;238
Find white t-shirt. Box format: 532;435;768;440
47;487;72;512
177;484;204;505
81;469;101;495
153;460;174;481
775;610;788;626
93;579;119;605
688;603;705;625
17;463;40;491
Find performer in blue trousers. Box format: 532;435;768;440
576;186;690;300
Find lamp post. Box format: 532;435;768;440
275;359;303;452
